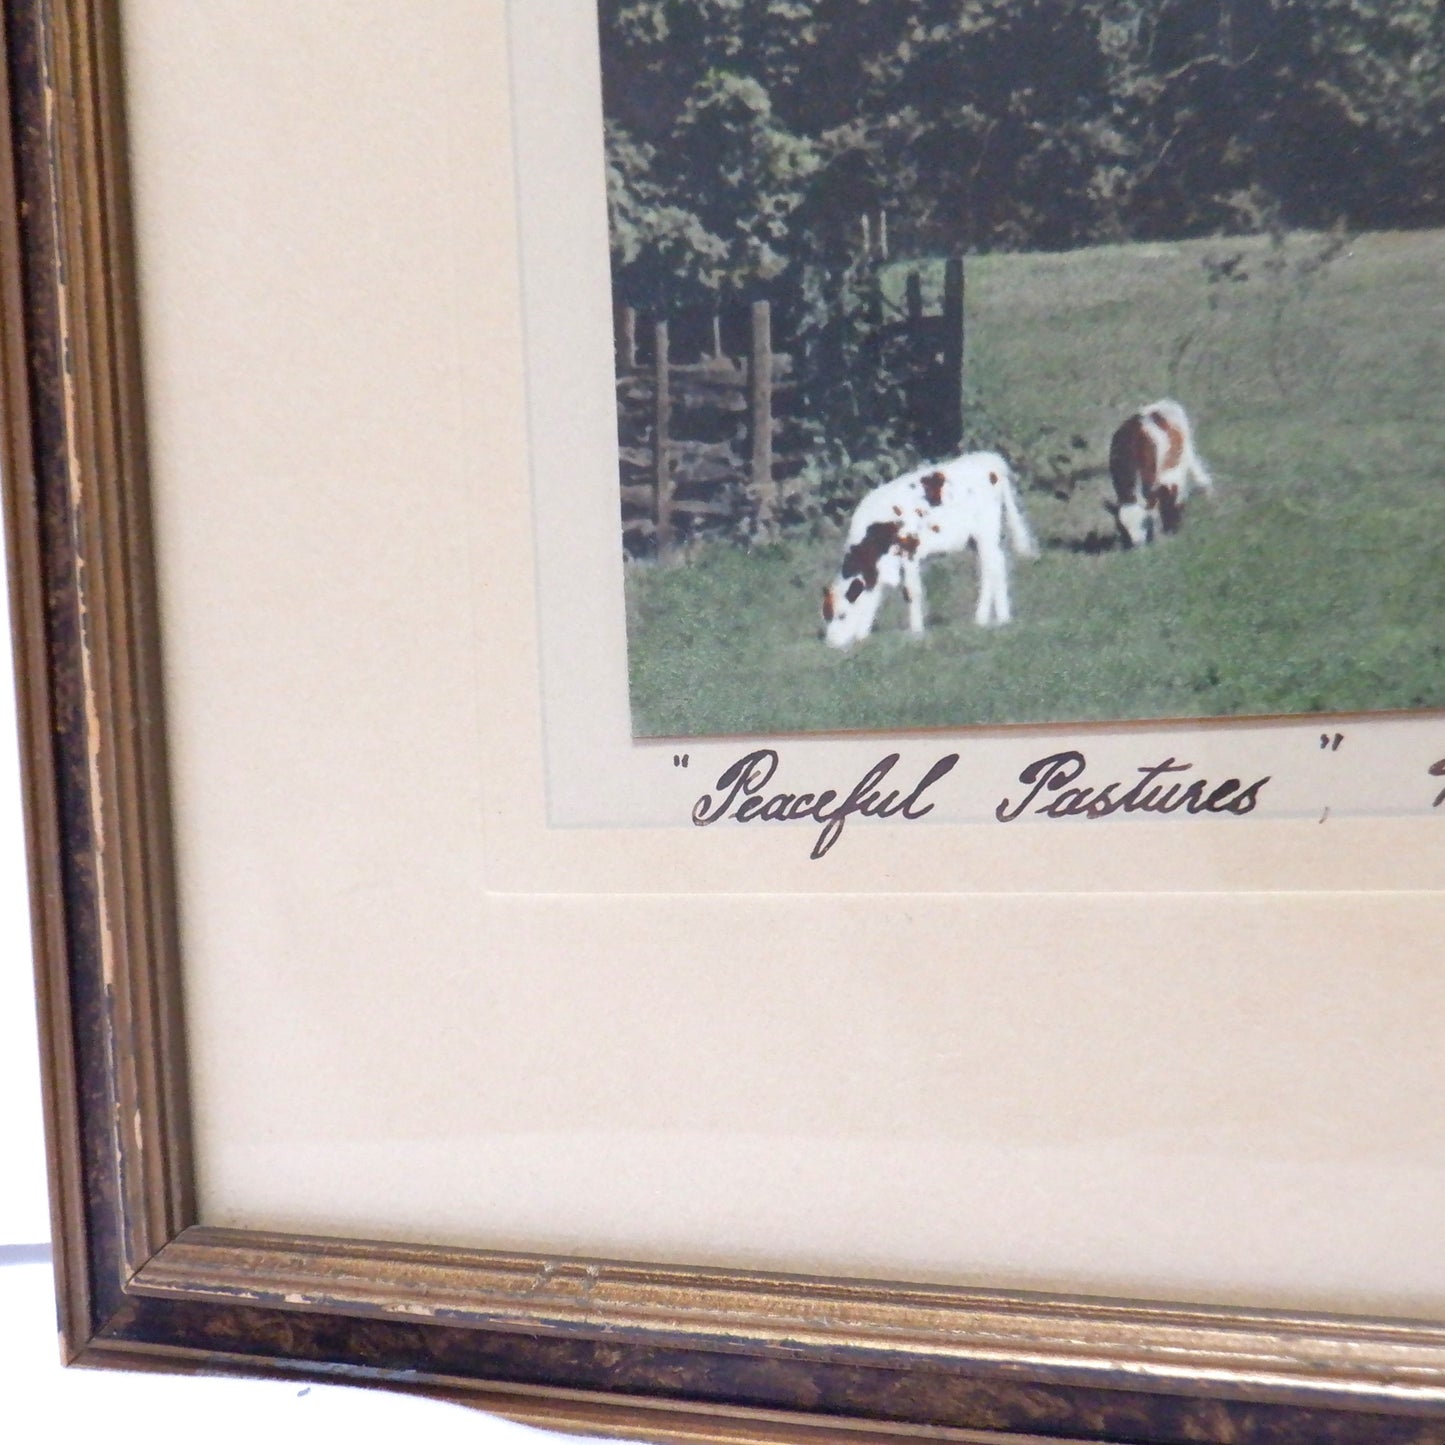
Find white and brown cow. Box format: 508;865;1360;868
1107;399;1213;547
822;451;1038;648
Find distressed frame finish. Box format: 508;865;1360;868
6;3;1445;1442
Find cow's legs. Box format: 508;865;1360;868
975;536;1009;625
1157;485;1182;534
900;555;925;633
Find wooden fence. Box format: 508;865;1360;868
615;257;967;557
615;300;798;555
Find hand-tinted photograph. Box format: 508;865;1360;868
598;1;1445;738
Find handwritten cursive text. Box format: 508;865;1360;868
996;750;1270;822
693;748;958;859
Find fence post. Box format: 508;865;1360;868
942;256;966;450
867;267;884;328
654;319;673;554
616;304;637;370
905;270;923;324
749;300;775;528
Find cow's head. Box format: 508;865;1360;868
822;572;884;647
823;521;898;647
1109;498;1156;548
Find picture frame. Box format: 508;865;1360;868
4;4;1444;1443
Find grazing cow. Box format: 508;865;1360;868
1107;399;1213;547
822;451;1038;648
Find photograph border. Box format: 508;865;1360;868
6;4;1445;1441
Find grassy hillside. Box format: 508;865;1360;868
625;229;1445;737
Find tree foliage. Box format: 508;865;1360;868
600;0;1445;304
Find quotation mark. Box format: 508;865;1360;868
673;753;690;769
1319;732;1344;751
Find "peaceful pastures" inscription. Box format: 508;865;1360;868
691;746;1279;858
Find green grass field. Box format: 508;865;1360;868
625;230;1445;737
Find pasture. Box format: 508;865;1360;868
624;229;1445;737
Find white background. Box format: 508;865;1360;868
0;545;47;1249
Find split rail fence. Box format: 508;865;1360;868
614;300;799;556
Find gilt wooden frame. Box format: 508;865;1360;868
6;4;1445;1442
